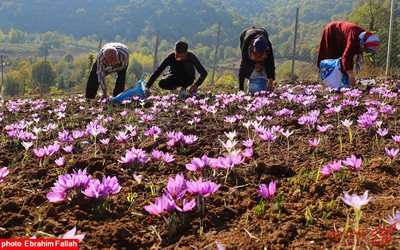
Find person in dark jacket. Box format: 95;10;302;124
316;21;380;86
85;42;129;99
239;27;275;92
145;41;208;97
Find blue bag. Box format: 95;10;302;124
110;73;147;102
248;77;267;94
319;58;350;90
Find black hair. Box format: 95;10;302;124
175;41;188;53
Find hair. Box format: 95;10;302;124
103;47;118;61
175;41;188;54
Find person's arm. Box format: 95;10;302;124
265;40;276;81
96;57;107;96
146;54;172;88
189;55;208;94
192;55;208;87
238;72;246;91
342;32;360;85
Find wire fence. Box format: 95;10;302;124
204;1;400;84
274;2;399;82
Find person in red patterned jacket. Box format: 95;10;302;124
316;21;380;86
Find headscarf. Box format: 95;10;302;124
356;31;380;73
253;37;268;53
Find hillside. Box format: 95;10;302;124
0;0;355;48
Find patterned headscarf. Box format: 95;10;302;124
359;31;380;54
356;31;380;73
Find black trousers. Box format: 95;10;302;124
158;74;194;90
85;62;126;98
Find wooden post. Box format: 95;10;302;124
40;47;48;97
211;21;221;85
0;54;3;98
291;7;299;81
153;31;160;71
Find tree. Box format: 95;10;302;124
31;60;56;93
57;74;67;90
127;57;143;83
63;54;74;68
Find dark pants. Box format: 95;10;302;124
158;74;194;90
85;62;127;98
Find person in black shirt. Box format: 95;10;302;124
145;41;208;97
239;27;275;92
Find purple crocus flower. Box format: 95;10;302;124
308;138;320;147
58;226;85;242
175;198;196;212
58;130;73;143
161;152;175;163
377;128;388;137
392;135;400;143
63;145;74;154
242;147;253;160
55;157;65;167
0;167;9;182
185;155;213;172
257;180;276;200
320;165;332;176
151;149;163;160
72;168;92;189
259;131;277;142
340;190;371;212
183;134;198;145
185;178;220;198
82;179;108;199
102;176;122;195
46;191;67;203
144;196;168;215
385;148;399;160
242;139;254;148
33;148;46;158
115;131;130;143
99;138;110;145
163;173;186;200
343;155;362;171
387;211;400;230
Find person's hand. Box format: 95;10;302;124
266;79;274;92
349;76;356;86
101;89;108;101
189;84;199;94
145;89;151;97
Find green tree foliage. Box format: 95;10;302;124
57;74;67;90
348;0;399;69
31;59;56;93
7;28;28;43
63;54;74;68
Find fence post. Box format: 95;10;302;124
211;21;221;85
385;0;394;76
0;54;3;98
40;47;48;97
153;31;160;71
98;39;103;52
291;7;299;80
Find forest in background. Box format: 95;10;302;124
0;0;398;97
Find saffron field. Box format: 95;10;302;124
1;81;400;249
